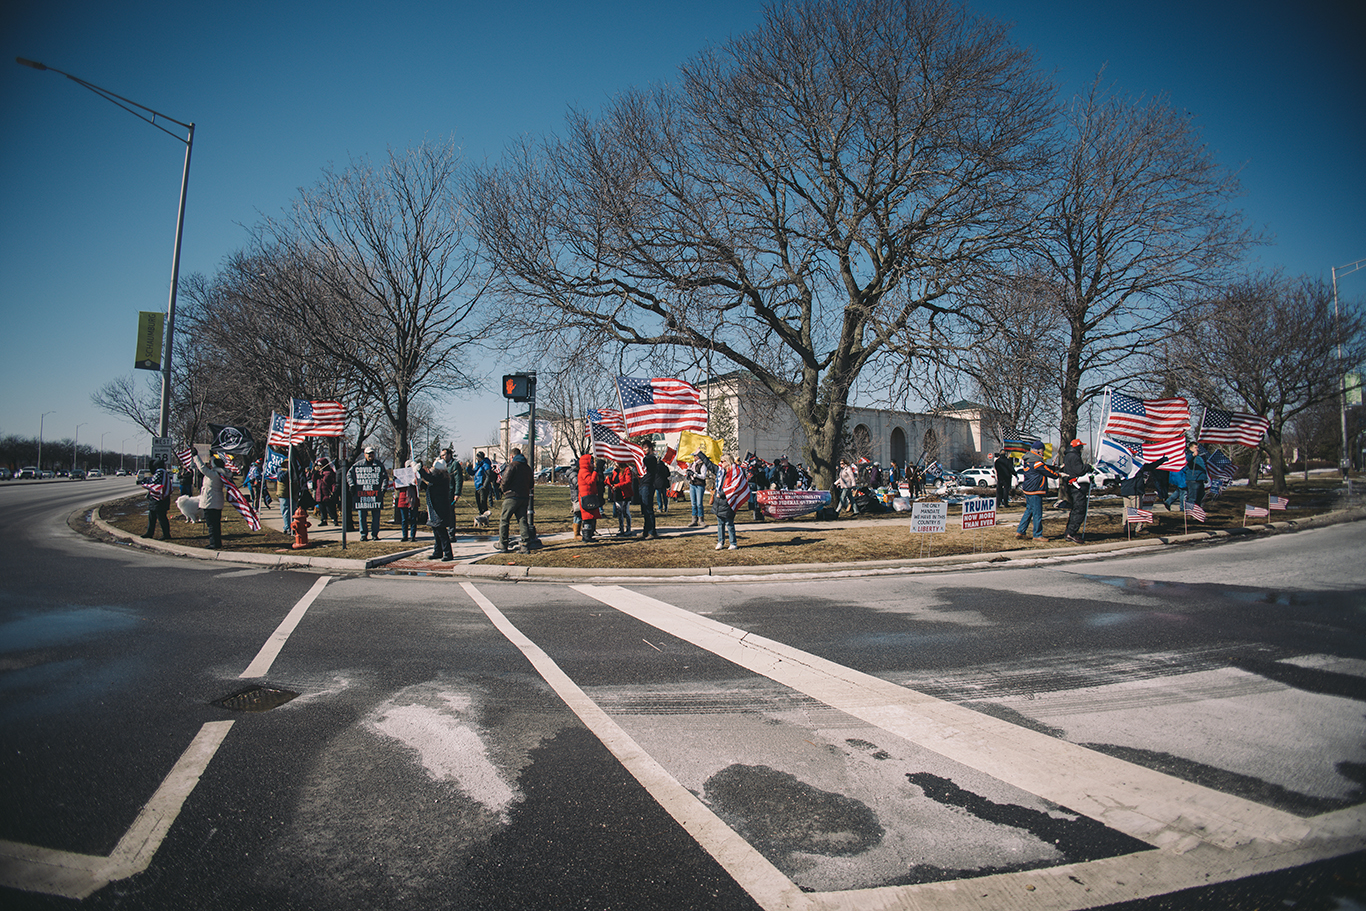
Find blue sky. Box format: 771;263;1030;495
2;0;1361;461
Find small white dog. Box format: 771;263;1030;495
176;495;204;523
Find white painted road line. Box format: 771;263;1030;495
2;575;332;899
240;574;329;678
565;584;1365;910
0;720;235;900
460;582;810;911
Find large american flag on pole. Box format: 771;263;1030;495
1198;407;1270;448
290;398;346;437
1102;391;1190;442
616;377;708;436
589;422;645;474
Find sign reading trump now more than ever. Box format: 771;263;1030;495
910;501;947;534
960;497;997;529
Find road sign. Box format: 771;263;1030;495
151;436;173;462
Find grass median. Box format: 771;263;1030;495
96;478;1347;568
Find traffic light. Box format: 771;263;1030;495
502;373;534;402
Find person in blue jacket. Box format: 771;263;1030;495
1015;442;1060;541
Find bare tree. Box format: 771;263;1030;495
472;0;1054;488
967;271;1063;441
1033;75;1256;445
254;138;485;463
1174;274;1366;492
92;374;161;436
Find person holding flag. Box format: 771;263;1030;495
192;450;228;550
710;453;751;550
140;458;173;540
1015;442;1061;541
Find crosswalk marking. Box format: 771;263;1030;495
547;583;1364;909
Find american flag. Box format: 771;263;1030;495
589;422;645;474
290;398;346;437
140;467;170;500
266;412;304;448
616;377;708;436
1126;507;1154;524
1102;392;1190;442
1205;448;1237;482
1198;407;1270;448
174;447;195;474
1107;435;1187;471
222;473;261;531
587;408;627;434
1186;502;1207;522
1245;504;1270;518
1269;495;1288;511
720;463;752;513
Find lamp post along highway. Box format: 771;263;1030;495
1332;257;1365;494
74;423;86;472
38;410;54;474
15;57;195;442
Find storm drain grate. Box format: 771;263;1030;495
212;685;300;713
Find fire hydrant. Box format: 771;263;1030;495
291;506;311;549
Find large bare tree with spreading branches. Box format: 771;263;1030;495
1032;75;1255;445
472;0;1054;488
1172;273;1366;493
252;137;485;463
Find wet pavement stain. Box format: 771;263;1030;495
1078;743;1366;816
903;772;1151;881
703;764;884;858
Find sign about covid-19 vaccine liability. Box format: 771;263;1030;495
910;501;948;534
961;496;997;529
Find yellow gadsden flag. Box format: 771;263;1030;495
677;430;723;467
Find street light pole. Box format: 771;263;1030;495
121;437;130;473
74;423;87;471
39;410;54;474
15;57;195;441
100;431;108;473
1332;257;1365;495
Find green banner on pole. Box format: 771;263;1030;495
135;311;164;370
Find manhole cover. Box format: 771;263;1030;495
212;685;300;713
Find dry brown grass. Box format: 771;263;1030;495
96;478;1346;568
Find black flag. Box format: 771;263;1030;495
208;423;255;456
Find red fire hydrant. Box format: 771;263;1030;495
291;506;311;549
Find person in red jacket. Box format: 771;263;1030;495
607;461;637;538
576;453;605;543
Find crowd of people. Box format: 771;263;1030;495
146;433;1222;554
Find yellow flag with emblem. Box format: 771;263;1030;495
678;430;723;466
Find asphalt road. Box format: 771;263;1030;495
1;479;1363;909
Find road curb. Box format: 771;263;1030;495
84;497;1366;581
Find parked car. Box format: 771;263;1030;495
0;468;11;480
40;470;55;479
957;466;996;488
18;467;38;479
86;469;104;479
115;468;129;476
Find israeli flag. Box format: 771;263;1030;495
1096;436;1141;479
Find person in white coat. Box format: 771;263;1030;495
193;451;228;549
